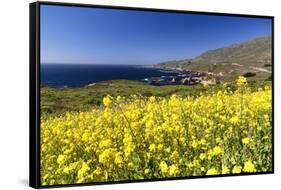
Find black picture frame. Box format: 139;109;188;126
29;1;274;189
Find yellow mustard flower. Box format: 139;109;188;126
232;165;242;174
144;168;150;175
236;76;247;86
160;161;169;174
222;166;230;174
242;137;252;145
206;168;219;175
169;164;179;176
212;146;222;156
103;95;113;107
243;161;256;172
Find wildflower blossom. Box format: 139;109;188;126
232;165;242;174
103;95;113;107
40;77;272;185
242;137;252;145
206;168;219;175
243;161;256;172
160;161;169;174
236;76;247;86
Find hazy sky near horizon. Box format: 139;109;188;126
40;5;272;65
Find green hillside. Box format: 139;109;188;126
41;79;270;116
41;80;207;115
156;36;272;82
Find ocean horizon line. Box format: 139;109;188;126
41;62;156;66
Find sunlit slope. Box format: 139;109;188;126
157;36;272;81
40;77;272;185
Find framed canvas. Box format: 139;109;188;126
29;1;274;188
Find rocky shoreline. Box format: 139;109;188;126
142;68;205;86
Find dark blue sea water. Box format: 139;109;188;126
40;64;181;88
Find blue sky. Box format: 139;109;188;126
40;5;272;65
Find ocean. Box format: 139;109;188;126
40;64;181;88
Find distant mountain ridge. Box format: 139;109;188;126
156;36;272;81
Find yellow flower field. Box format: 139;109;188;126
40;77;272;185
